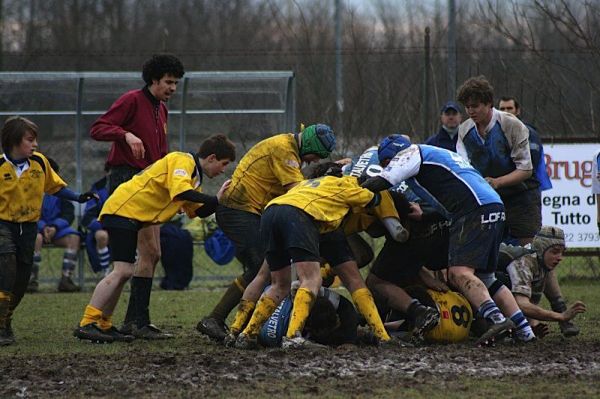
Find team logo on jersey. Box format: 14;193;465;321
173;169;188;177
481;211;505;224
286;159;300;168
3;173;12;180
30;170;42;178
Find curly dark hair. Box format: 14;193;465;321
307;161;344;179
457;75;494;106
142;54;185;85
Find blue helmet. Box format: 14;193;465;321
377;134;411;164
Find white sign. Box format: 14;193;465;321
542;143;600;248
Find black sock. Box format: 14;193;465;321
134;277;153;328
123;279;137;325
209;277;245;322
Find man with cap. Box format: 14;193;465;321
196;124;336;341
497;226;586;337
425;101;462;152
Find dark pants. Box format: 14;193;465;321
0;221;37;314
215;205;264;285
108;165;141;194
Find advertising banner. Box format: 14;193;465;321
542;143;600;248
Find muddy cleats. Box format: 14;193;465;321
27;278;39;293
234;333;259;350
223;333;238;348
73;323;114;343
102;326;135;343
412;306;440;340
119;321;136;335
281;334;327;350
58;276;81;293
476;319;515;347
0;327;15;346
559;320;580;337
196;317;228;342
133;324;174;340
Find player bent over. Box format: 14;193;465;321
73;135;235;343
363;135;535;345
233;164;388;349
496;226;586;338
0;116;96;346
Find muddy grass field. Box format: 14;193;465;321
1;281;599;398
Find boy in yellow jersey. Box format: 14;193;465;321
197;124;335;341
233;162;389;349
73;135;236;343
0;116;96;346
225;167;410;347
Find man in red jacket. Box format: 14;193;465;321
90;54;185;340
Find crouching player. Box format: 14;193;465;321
233;163;389;349
497;226;586;337
0;116;97;346
73;135;235;343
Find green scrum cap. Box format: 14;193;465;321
300;124;335;159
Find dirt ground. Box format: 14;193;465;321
2;335;599;398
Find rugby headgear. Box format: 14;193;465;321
532;226;565;258
377;134;411;164
300;124;335;159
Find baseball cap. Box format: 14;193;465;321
440;101;461;114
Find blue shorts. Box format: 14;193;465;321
448;203;504;273
261;205;320;271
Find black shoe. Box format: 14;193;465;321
119;321;136;335
0;327;15;346
196;317;228;341
102;326;135;342
559;320;580;337
27;278;39;293
133;324;174;340
73;323;114;343
412;306;440;340
476;319;515;346
58;276;81;293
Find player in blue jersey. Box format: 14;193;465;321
362;135;536;344
456;77;539;247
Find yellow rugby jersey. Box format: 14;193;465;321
0;152;66;222
267;175;374;233
425;289;473;344
100;152;203;224
343;190;399;235
219;134;304;214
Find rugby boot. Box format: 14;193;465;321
133;324;174;340
558;320;580;337
73;323;114;343
223;332;239;348
412;305;440;340
476;319;515;347
234;332;259;350
58;276;81;293
102;326;135;343
196;316;228;342
281;333;327;350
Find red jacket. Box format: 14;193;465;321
90;86;169;169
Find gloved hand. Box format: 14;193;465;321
78;191;99;203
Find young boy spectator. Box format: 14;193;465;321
29;157;83;293
73;135;235;343
0;116;96;345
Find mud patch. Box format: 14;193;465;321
1;336;599;398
